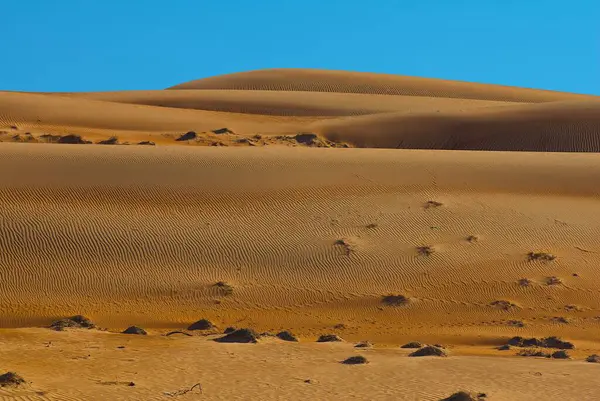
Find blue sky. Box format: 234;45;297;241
2;1;599;94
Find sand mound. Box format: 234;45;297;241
169;69;593;102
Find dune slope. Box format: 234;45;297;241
1;144;600;349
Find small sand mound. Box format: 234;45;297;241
214;328;259;344
586;354;600;363
188;319;215;331
122;326;147;335
528;252;556;262
57;134;91;144
440;391;487;401
354;341;373;348
400;341;423;349
409;346;448;357
382;294;410;306
0;372;25;387
50;315;95;331
317;334;343;343
176;131;197;141
341;355;368;365
276;331;298;342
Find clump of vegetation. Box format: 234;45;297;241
122;326;147;335
382;294;410;306
334;239;355;256
507;336;574;349
409;345;448;357
466;235;479;243
365;223;378;229
317;334;343;342
416;245;434;256
176;131;197;141
490;300;519;310
424;200;443;209
354;341;373;348
0;372;25;387
527;252;556;262
276;331;298;342
50;315;95;331
188;319;215;331
138;141;155;145
98;136;119;145
545;276;562;285
586;354;600;363
551;316;570;324
441;391;487;401
400;341;423;349
517;348;550;358
551;350;570;359
341;355;368;365
213;281;234;296
518;278;533;287
506;320;525;327
214;328;260;343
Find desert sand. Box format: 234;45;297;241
1;69;600;400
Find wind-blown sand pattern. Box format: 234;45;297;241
1;69;600;399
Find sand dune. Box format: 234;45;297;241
62;89;515;116
169;68;596;102
313;100;600;151
2;144;600;350
1;69;600;399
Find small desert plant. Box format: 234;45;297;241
341;355;368;365
545;276;562;285
354;341;373;348
213;281;234;296
551;350;570;359
466;235;479;243
214;328;259;343
188;319;215;331
317;334;343;342
527;252;556;262
441;391;487;401
586;354;600;363
409;345;447;357
417;245;434;256
517;348;550;358
518;278;533;287
382;294;410;306
490;300;518;310
122;326;147;335
401;341;423;349
0;372;25;387
276;331;298;342
424;200;443;209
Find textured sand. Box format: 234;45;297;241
1;69;600;400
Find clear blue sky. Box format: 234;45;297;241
3;0;599;94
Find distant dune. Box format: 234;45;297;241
2;68;598;151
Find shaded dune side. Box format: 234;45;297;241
1;144;600;346
168;68;596;103
60;90;516;117
313;101;600;151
